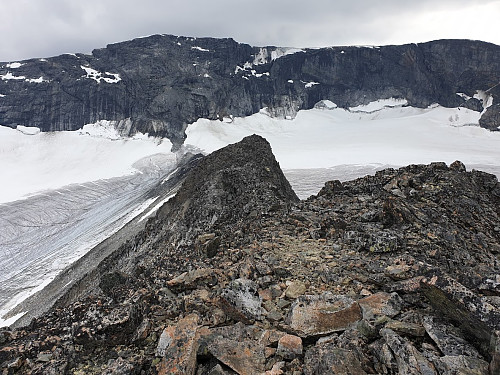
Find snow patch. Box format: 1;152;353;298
0;310;26;328
79;121;122;140
6;62;23;69
474;90;494;111
270;47;305;61
26;76;49;83
253;47;305;65
304;81;319;88
315;100;338;109
253;48;269;65
16;125;41;135
456;92;472;100
349;98;408;112
1;72;26;80
81;65;121;84
192;46;210;52
138;192;177;222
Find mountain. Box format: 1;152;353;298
1;35;499;147
1;135;499;374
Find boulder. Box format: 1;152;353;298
166;268;217;291
479;104;500;130
304;345;368;375
276;334;303;359
434;355;489;375
358;292;403;321
156;314;203;375
285;293;362;337
422;316;481;357
220;278;262;322
381;328;438;374
201;323;266;375
284;280;307;299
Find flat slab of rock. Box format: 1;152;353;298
202;323;266;375
156;314;203;375
166;268;216;290
277;334;303;359
285;293;362;337
304;345;368;375
358;292;403;321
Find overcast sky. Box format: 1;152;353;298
1;0;499;61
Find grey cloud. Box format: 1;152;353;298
0;0;498;61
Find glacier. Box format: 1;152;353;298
1;99;500;326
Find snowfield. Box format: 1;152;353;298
185;100;500;196
1;99;500;326
0;122;174;203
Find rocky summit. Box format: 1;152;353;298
1;135;500;374
1;35;500;147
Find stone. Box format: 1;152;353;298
422;316;481;357
202;323;266;375
420;278;494;360
385;320;426;337
102;357;134;375
381;328;438;374
166;268;217;290
259;329;286;347
285;293;362;337
449;160;466;172
369;339;398;374
304;345;368;375
220;278;262;322
358;292;403;321
266;361;285;375
206;364;234;375
156;314;202;375
276;334;303;359
285;281;307;299
36;352;52;362
479;104;500;131
434;355;489;375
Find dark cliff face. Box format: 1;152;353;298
1;35;499;146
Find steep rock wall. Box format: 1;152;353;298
0;35;499;147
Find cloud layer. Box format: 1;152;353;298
1;0;499;61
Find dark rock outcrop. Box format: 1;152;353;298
480;103;500;130
1;136;500;374
1;35;499;147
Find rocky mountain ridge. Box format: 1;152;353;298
1;135;500;374
1;35;499;147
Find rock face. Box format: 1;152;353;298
479;103;500;130
1;137;500;374
1;35;499;147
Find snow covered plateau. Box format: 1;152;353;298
1;99;500;326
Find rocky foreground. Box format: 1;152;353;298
1;135;500;374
